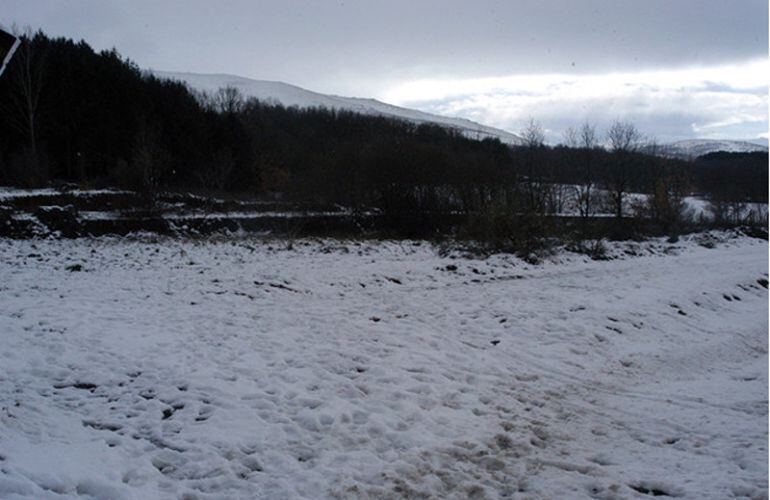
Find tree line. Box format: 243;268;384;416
0;31;766;236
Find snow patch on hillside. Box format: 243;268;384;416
656;139;768;159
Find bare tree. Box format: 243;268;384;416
604;120;644;218
519;118;549;214
214;86;244;115
191;88;216;111
521;117;546;148
8;27;45;154
607;120;643;153
1;27;48;184
564;122;599;217
646;157;691;231
706;195;730;226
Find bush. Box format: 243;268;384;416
567;238;609;260
459;203;554;260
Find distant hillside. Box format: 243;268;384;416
153;71;524;146
655;139;768;159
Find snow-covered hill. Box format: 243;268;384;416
153;71;524;145
655;139;768;159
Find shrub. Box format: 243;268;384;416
459;203;554;260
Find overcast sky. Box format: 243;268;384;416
4;0;768;142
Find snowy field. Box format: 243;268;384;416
0;233;767;499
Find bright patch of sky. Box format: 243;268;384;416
381;59;768;143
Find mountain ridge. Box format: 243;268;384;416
654;139;768;159
152;70;524;145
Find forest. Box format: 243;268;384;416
0;31;767;242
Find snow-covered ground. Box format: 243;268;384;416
0;188;131;202
0;233;767;499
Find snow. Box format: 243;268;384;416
0;188;63;200
74;211;350;221
0;233;767;499
0;188;131;202
152;71;524;145
548;186;767;221
656;140;768;159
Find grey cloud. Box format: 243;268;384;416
4;0;767;93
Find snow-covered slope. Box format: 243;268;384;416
656;139;768;159
0;234;767;498
153;71;524;145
